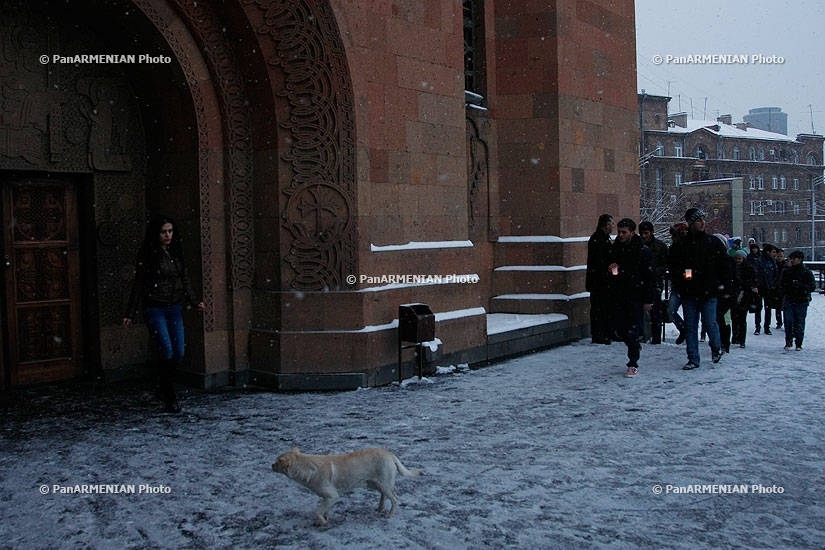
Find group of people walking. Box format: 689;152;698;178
587;208;817;377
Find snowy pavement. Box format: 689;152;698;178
2;294;824;549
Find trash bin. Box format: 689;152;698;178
398;303;435;343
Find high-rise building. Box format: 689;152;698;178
744;107;789;136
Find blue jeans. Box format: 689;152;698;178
782;301;808;346
668;291;685;332
144;304;185;362
682;297;721;366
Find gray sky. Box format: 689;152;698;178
635;0;825;137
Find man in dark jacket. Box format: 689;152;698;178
730;249;757;348
606;218;656;377
668;208;732;369
755;244;781;335
586;214;613;344
780;250;816;351
639;220;668;344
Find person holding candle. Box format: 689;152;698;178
605;218;656;377
667;208;732;370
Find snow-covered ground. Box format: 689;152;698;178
1;294;824;549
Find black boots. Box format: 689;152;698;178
157;358;181;413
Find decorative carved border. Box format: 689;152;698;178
245;0;357;291
170;1;255;291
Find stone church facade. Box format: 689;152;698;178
0;0;638;390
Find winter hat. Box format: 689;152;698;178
685;208;706;225
735;249;747;259
714;234;729;248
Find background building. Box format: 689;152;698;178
0;0;639;390
744;107;789;136
639;94;825;256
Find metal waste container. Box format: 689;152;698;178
398;303;435;343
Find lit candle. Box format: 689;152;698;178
684;268;693;279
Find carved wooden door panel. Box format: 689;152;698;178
2;180;83;386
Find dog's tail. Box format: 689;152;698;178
392;454;424;477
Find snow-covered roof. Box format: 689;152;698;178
667;118;796;143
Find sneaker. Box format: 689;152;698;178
764;327;772;335
754;328;761;335
683;362;700;370
712;349;723;364
796;345;803;351
625;366;638;377
784;343;793;350
675;330;686;345
739;343;746;348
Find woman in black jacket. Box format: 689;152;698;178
123;214;204;412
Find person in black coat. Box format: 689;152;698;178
730;249;757;348
586;214;614;344
639;221;668;344
780;250;816;350
755;244;781;335
668;208;732;369
606;218;656;376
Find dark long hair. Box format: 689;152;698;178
137;213;186;269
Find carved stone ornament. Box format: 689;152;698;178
246;0;358;291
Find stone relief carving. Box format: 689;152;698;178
77;78;133;171
246;0;357;291
0;9;60;164
466;116;490;241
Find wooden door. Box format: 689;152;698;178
2;180;83;386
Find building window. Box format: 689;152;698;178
808;153;818;165
772;176;778;189
792;150;799;164
774;229;779;242
793;177;799;190
780;176;786;190
796;228;802;243
807;200;812;215
779;201;786;215
675;173;682;186
749;175;756;190
674;143;683;157
781;229;787;242
758;148;765;161
656;141;663;156
463;0;486;99
694;145;707;159
750;201;756;216
794;202;800;215
733;147;740;160
717;145;725;159
749;147;756;160
757;175;764;190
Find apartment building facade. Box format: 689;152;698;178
639;94;825;258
